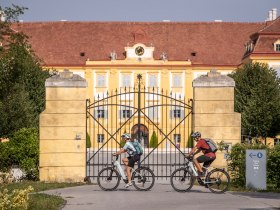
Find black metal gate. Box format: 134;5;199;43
86;74;192;179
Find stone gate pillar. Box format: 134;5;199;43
192;70;241;168
39;70;87;182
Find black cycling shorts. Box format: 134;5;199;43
196;155;216;168
127;154;140;168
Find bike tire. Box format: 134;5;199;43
206;168;230;194
97;167;120;191
132;167;155;191
170;167;195;192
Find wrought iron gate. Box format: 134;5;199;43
86;74;192;179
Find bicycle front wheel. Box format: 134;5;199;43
170;167;194;192
132;167;155;191
97;167;120;191
206;168;230;194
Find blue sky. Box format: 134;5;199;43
1;0;279;22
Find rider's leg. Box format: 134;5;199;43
126;166;132;183
122;157;129;176
194;158;203;173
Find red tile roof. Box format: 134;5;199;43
13;21;266;66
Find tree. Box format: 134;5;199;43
149;131;158;148
229;62;280;138
0;5;49;137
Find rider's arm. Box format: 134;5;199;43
115;148;126;155
189;146;200;156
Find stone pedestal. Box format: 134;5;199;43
192;70;241;168
39;70;87;182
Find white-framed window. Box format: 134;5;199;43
94;108;107;119
276;68;280;78
121;74;131;87
119;109;132;118
271;65;280;78
173;110;181;118
275;44;280;52
97;74;106;87
170;107;184;119
174;134;181;143
172;74;182;87
274;40;280;52
148;107;159;119
148;74;158;87
97;134;104;143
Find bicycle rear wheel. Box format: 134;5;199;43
206;168;230;193
170;167;194;192
132;167;155;191
97;167;120;191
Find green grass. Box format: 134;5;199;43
0;181;85;210
0;181;84;192
28;193;66;210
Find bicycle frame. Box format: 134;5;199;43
185;157;215;185
112;155;138;182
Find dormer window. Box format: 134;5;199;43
275;44;280;52
245;41;254;53
274;40;280;52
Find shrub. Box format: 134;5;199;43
228;142;271;188
0;128;40;180
187;132;194;148
267;144;280;189
86;133;91;148
0;186;33;210
149;131;158;148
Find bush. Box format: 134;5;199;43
228;142;280;189
149;131;158;148
0;128;39;180
86;133;91;148
187;132;194;148
0;186;33;210
267;144;280;189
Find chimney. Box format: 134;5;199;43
272;8;277;20
267;8;278;21
268;10;273;21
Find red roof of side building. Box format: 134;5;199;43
246;17;280;56
12;21;265;67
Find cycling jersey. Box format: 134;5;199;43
196;139;216;158
123;142;136;157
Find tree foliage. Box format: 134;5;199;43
229;62;280;137
0;128;39;180
0;5;49;137
149;131;158;148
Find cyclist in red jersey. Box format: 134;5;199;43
188;131;216;177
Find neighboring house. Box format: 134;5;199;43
12;14;280;148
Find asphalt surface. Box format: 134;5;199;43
44;181;280;210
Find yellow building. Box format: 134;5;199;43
14;16;280;181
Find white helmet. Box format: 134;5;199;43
121;133;131;139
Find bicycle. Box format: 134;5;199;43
170;155;230;193
97;155;155;191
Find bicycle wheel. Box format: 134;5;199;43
97;167;120;191
170;167;194;192
132;167;155;191
206;168;230;194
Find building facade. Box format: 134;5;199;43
14;17;280;149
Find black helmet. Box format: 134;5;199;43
191;131;201;138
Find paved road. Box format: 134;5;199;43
45;182;280;210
